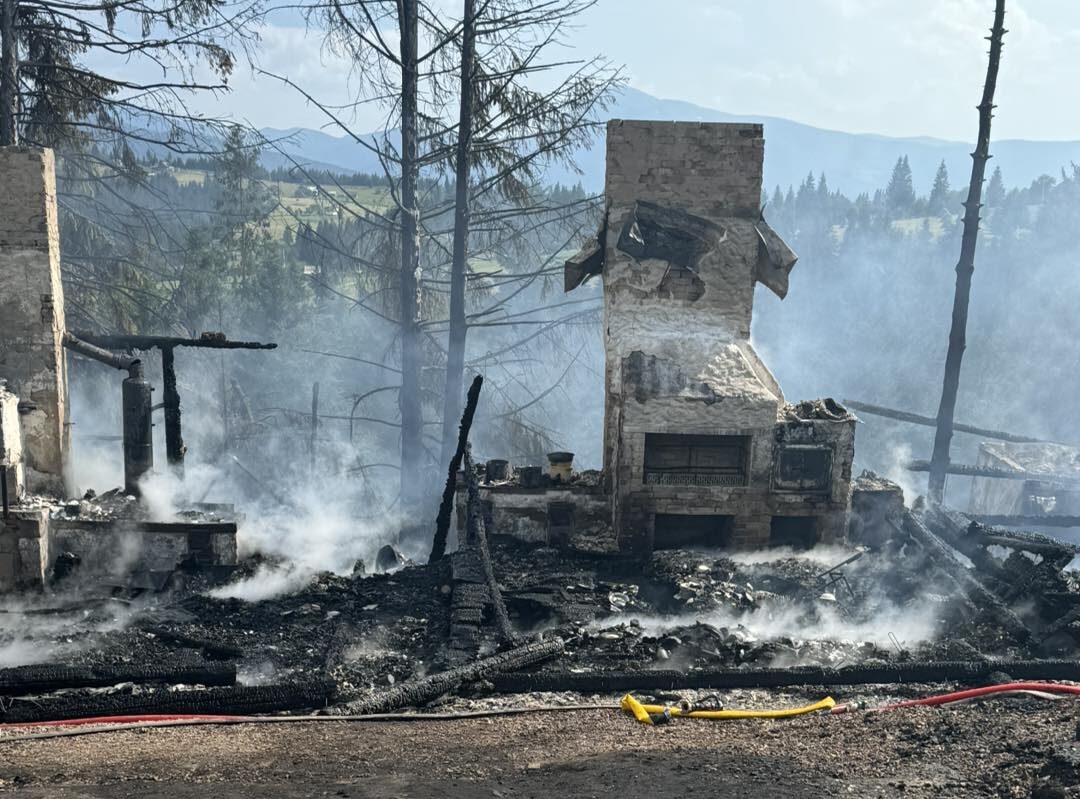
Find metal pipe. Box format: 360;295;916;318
121;361;153;496
62;332;137;372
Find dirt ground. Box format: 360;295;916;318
1;690;1079;799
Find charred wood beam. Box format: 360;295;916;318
489;659;1080;694
0;662;236;697
843;400;1046;444
0;681;335;724
337;637;563;715
430;375;483;563
161;345;185;470
968;514;1080;529
906;459;1079;486
463;441;517;645
72;332;277;352
898;510;1031;642
147;629;244;661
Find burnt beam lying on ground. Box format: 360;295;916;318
898;510;1032;641
490;659;1080;694
0;661;237;696
337;637;563;715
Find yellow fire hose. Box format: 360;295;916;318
621;693;836;725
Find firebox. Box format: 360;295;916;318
654;513;734;550
644;434;750;488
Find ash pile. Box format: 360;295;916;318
4;471;1080;723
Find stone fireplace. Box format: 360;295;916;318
463;120;856;555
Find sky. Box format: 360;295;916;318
193;0;1080;141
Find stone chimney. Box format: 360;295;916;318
0;147;69;494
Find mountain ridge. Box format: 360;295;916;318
258;87;1080;195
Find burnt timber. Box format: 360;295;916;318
72;332;277;470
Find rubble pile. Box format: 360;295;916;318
4;484;1080;721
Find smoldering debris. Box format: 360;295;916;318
6;484;1080;725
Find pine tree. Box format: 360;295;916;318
886;155;916;213
929;160;951;214
771;185;784;210
986;166;1006;206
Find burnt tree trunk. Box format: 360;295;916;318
398;0;425;511
440;0;477;469
0;0;17;145
928;0;1007;504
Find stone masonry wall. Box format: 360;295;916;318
0;147;68;493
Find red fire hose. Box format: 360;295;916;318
831;681;1080;714
0;714;247;728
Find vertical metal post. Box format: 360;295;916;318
122;361;153;496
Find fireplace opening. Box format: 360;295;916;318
653;513;734;550
644;433;750;487
769;516;818;550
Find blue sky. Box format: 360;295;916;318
194;0;1080;140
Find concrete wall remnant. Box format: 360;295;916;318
0;147;69;494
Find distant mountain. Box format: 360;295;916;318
259;87;1080;195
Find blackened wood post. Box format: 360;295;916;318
463;440;518;645
161;345;185;471
928;0;1007;504
430;375;482;563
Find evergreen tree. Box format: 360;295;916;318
886;155;916;213
986;165;1006;206
929;160;951;214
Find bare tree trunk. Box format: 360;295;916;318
309;381;319;472
0;0;16;145
928;0;1007;504
398;0;425;509
440;0;477;468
